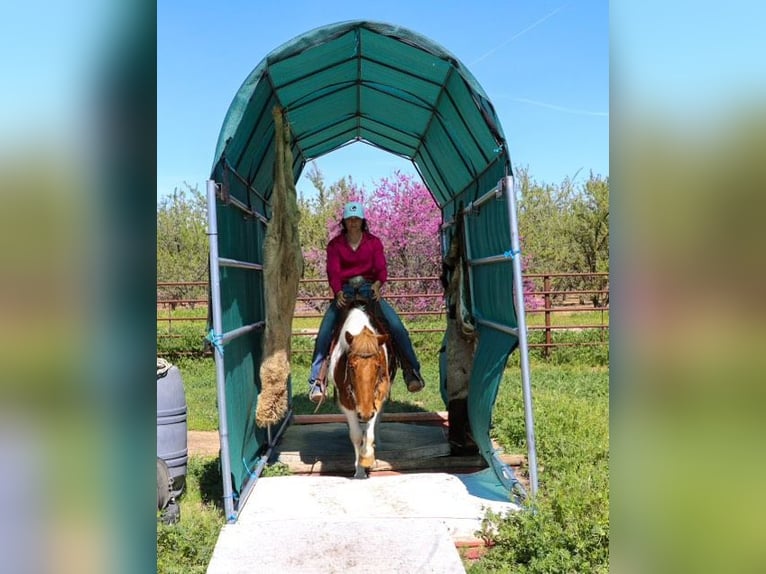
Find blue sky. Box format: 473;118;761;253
157;0;609;201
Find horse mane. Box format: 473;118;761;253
349;326;381;356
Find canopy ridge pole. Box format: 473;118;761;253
355;28;363;140
502;175;539;497
206;179;237;522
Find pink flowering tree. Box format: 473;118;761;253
317;171;441;313
298;166;540;314
364;172;442;313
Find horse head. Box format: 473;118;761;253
343;327;390;422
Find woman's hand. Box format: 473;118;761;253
371;281;382;301
335;290;347;308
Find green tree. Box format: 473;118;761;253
516;167;609;304
516;167;578;302
517;166;576;274
157;183;208;307
567;172;609;305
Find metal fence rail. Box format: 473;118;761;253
157;273;609;356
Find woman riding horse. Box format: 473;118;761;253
308;201;425;402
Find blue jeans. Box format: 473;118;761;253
308;284;421;385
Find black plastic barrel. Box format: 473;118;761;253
157;362;188;498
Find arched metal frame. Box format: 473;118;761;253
205;21;538;522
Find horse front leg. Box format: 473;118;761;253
341;405;367;479
359;410;380;473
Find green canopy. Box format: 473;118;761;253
208;21;532;516
212;20;511;212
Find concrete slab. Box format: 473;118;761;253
207;518;464;574
206;473;520;573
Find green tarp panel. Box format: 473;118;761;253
209;20;521;498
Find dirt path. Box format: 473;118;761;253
188;430;220;457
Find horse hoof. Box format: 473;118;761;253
353;469;368;479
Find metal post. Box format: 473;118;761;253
544;275;552;359
206;179;236;520
503;175;539;496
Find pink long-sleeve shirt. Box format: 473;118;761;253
326;231;388;295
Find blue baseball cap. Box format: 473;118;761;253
342;201;365;219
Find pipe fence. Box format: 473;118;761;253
157;272;608;358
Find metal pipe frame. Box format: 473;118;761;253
206;179;236;521
218;258;264;271
468;253;510;267
459;177;539;498
461;209;477;320
502;175;539;496
207;179;296;522
221;321;265;346
465;182;502;213
461;187;522;495
223;193;269;225
232;407;294;520
475;317;519;337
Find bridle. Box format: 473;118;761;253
344;348;388;405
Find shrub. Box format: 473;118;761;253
472;365;610;572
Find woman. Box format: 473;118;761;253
308;201;425;402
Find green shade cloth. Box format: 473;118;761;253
209;20;524;499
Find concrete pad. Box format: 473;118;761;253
207;518;464;574
206;473;520;573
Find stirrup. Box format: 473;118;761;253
309;381;325;403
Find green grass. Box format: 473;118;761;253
157;456;224;574
468;364;609;573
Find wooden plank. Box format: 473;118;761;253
292;411;448;425
279;452;525;475
274;420;526;477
